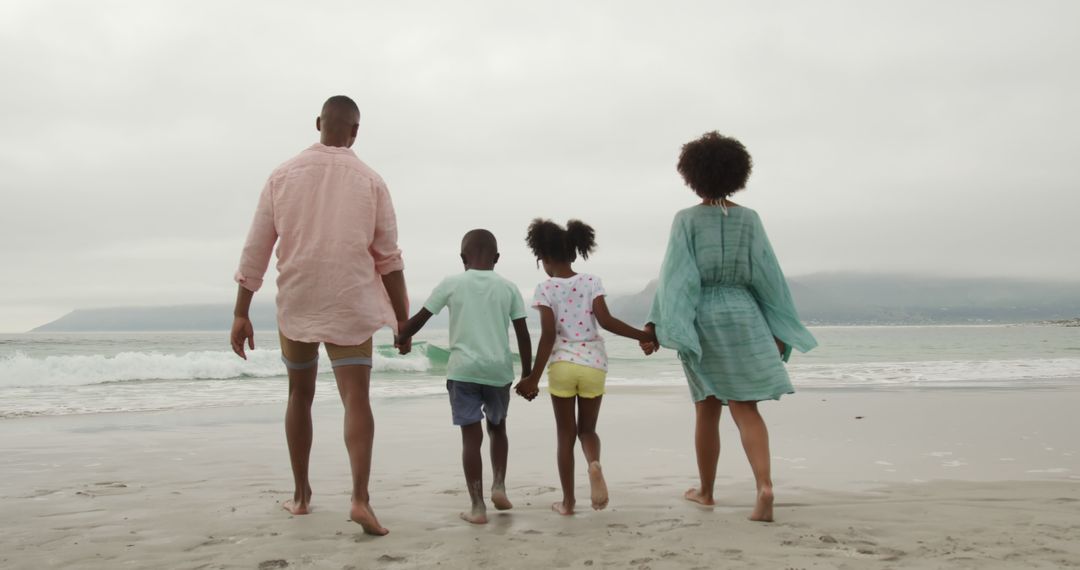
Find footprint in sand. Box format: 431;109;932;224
377;554;407;563
258;561;288;570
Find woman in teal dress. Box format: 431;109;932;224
645;132;817;522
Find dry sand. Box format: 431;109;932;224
3;386;1079;569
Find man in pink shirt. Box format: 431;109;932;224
229;95;408;536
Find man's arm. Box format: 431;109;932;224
512;318;532;379
230;285;256;360
381;270;409;323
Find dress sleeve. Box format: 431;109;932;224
234;176;278;292
747;212;817;362
647;213;703;362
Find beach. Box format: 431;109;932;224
3;385;1078;569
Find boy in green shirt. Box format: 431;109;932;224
397;229;533;524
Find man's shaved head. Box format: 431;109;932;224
460;229;499;268
317;95;361;147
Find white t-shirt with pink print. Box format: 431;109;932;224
531;273;608;372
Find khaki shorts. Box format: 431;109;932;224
278;332;373;369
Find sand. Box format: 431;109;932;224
2;386;1079;569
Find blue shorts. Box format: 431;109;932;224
446;380;511;426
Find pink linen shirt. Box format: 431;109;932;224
235;143;404;345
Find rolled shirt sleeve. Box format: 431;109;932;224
370;180;404;275
235;177;278;292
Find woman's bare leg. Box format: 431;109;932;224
685;396;723;506
728;400;774;522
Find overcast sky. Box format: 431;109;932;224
1;1;1078;332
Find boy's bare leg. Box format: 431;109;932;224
334;365;388;536
487;419;512;510
550;395;577;515
729;400;775;522
460;422;488;524
283;367;317;515
576;396;608;510
685;396;723;506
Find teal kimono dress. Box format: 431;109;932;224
648;205;817;403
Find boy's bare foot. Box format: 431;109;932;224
551;500;575;516
750;487;774;522
350;501;389;536
587;461;609;511
491;486;513;511
684;487;715;506
460;504;489;524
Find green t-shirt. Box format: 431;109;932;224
423;270;527;386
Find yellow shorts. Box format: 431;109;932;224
278;332;373;369
547;361;607;399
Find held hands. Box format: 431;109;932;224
230;316;254;360
394;320;413;355
514;375;541;401
638;323;659;356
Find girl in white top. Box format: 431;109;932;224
515;219;656;516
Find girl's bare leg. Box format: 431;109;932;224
576;396;608;510
685;396;723;506
728;400;774;522
551;395;578;515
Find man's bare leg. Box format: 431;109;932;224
460;422;488;524
487;419;512;510
283;367;317;515
334;365;388;536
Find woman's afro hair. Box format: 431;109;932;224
677;131;753;200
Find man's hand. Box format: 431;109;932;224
230;316;255;360
514;376;540;401
394;334;412;355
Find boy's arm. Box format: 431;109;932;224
516;307;555;400
593;296;652;342
398;308;433;341
512;318;533;379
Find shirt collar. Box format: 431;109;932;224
308;142;356;155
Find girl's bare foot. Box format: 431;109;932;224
491;486;513;511
460;504;489;524
350;501;389;535
750;487;774;522
684;487;715;506
587;461;609;510
551;500;575;516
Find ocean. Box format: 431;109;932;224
1;326;1078;419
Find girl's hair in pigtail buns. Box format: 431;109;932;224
526;218;597;263
565;219;596;261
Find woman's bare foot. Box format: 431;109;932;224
460;504;489;524
491;485;513;511
350;501;389;535
587;461;609;510
283;485;312;515
684;487;715;506
749;487;774;522
551;499;575;516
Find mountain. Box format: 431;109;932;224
29;274;1080;332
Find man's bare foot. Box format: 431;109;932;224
460;504;488;524
283;485;312;515
551;499;575;516
587;461;609;511
684;487;715;506
491;486;513;511
350;501;389;536
750;487;774;522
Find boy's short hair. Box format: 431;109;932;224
677;131;753;200
461;229;498;262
